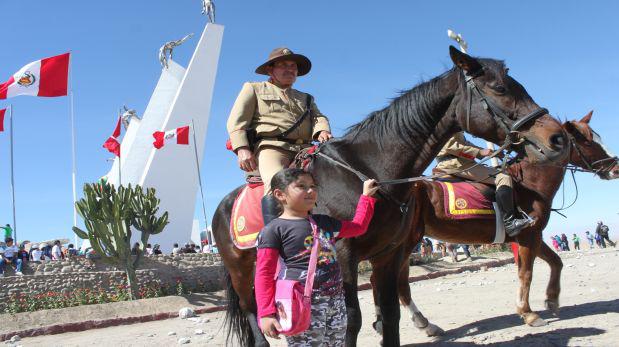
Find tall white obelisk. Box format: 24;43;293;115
139;23;224;250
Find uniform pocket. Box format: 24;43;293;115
257;93;285;113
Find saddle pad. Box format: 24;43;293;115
230;183;265;249
438;181;495;220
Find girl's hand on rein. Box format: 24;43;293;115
260;316;282;339
363;179;379;197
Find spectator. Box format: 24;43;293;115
551;236;560;252
64;244;78;259
211;243;219;254
130;242;141;256
30;244;44;262
585;231;595;249
145;243;153;256
572;234;580;250
152;244;162;255
41;243;52;259
595;232;603;248
0;224;12;239
0;238;23;277
171;243;180;255
17;244;29;263
51;240;63;260
596;221;615;248
202;240;212;253
560;234;570;251
84;247;99;269
183;243;196;254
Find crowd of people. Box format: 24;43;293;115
550;221;615;252
0;238;83;277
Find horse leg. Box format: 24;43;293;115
515;241;546;327
537;241;563;316
397;260;444;337
338;247;362;347
374;248;405;347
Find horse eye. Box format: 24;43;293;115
492;85;506;94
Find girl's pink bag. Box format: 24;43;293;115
273;217;320;336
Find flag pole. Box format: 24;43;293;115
9;104;17;242
190;119;210;246
118;108;122;187
68;54;78;247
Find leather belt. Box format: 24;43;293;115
260;137;310;145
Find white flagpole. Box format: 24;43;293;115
68;54;78;247
447;29;500;168
118;108;122;187
190;119;210;246
9;104;17;242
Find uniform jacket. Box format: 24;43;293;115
227;81;331;152
435;132;483;170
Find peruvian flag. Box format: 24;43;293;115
0;108;5;132
153;126;189;149
103;117;122;156
0;52;70;99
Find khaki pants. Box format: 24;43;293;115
444;163;513;188
255;146;296;195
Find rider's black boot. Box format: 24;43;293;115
261;195;281;225
496;186;531;237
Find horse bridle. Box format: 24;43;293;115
567;132;619;175
463;69;548;150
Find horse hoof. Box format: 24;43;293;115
425;323;445;336
524;314;547;327
412;312;429;329
544;299;560;316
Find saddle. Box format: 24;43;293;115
229;145;320;249
431;168;496;219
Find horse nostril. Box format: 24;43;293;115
550;134;565;149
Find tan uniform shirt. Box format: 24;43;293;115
227;81;331;153
435;132;482;171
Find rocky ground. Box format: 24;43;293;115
9;247;619;346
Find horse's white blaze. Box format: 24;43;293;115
592;131;616;159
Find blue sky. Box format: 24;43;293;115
0;1;617;244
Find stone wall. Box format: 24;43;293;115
0;253;224;303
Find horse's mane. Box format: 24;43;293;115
344;59;507;150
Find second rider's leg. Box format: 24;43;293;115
256;146;294;225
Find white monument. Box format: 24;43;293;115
104;23;224;251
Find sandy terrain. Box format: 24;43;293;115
14;248;619;346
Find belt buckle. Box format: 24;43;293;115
295;139;304;144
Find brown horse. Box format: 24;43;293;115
370;111;619;336
213;47;568;347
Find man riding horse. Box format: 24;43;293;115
435;132;533;236
227;47;333;224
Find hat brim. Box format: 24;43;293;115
255;54;312;76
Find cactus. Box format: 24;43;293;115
73;182;169;300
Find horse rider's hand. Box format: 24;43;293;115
260;316;281;339
317;131;333;143
363;179;379;197
237;147;257;172
478;148;493;157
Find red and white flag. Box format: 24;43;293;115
0;52;70;99
153;126;189;149
103;117;122;156
0;108;5;132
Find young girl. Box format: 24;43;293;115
255;168;378;346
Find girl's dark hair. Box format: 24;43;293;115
269;168;314;194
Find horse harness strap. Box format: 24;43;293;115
314;151;410;213
463;70;548;145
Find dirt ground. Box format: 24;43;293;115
14;248;619;346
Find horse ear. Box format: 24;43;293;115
449;46;482;74
580;110;593;124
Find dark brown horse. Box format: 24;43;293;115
213;47;568;347
370;112;619;337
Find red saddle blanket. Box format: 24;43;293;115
437;181;495;220
230;183;265;249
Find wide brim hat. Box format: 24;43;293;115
255;47;312;76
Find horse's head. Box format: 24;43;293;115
563;111;619;180
449;46;567;164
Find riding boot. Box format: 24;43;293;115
261;195;281;226
496;186;531;237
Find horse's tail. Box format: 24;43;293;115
223;268;255;347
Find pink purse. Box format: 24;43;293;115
273;217;320;336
